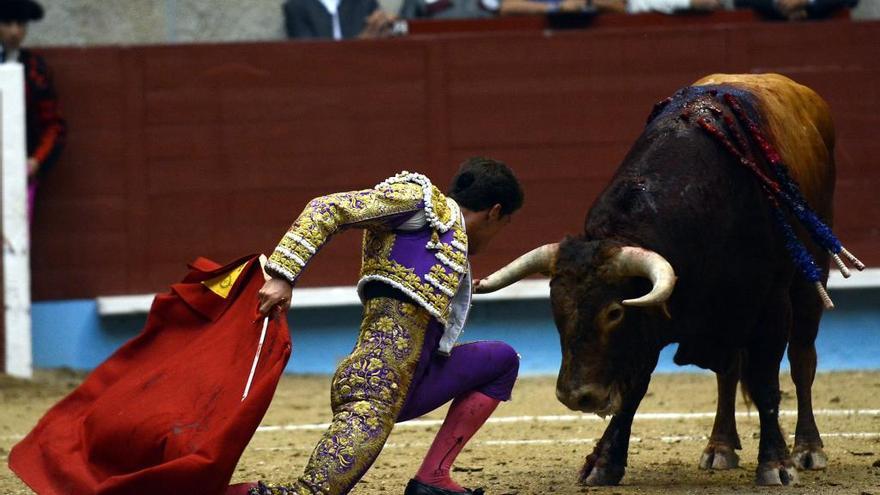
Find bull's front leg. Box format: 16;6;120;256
701;363;742;470
749;380;798;485
579;376;651;486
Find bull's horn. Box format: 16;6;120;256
473;243;558;294
612;246;677;307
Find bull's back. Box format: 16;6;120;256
694;73;835;217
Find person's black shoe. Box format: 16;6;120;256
404;478;485;495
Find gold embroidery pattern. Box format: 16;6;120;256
362;226;396;261
429;185;452;229
253;298;430;495
361;257;447;317
268;181;424;283
426;264;461;297
356;180;468;321
266;172;470;332
377;172;455;232
435;242;468;274
358;231;454;317
452;227;468;251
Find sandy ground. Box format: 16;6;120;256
2;370;880;494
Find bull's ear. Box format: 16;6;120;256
659;302;672;319
637;301;672;319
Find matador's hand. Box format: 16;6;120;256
257;278;293;318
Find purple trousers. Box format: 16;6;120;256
266;298;519;495
397;318;519;422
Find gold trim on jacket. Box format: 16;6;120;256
266;172;468;322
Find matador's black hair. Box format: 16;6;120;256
447;157;524;216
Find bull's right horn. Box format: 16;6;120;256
473;243;559;294
611;246;677;308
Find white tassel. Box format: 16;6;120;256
839;247;865;271
830;252;851;278
815;282;834;310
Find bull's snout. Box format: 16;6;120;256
556;384;610;413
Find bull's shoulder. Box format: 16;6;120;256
693;73;835;216
694;74;832;140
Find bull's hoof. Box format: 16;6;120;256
578;454;625;486
755;461;799;486
699;443;740;470
792;445;828;470
580;465;626;486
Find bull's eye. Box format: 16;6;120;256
608;307;623;322
598;302;625;332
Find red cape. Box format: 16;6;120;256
10;255;291;495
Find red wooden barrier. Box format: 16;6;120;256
30;18;880;300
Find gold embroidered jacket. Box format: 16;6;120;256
266;172;469;323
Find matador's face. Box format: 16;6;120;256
0;21;28;51
463;205;511;256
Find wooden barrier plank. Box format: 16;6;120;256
29;20;880;299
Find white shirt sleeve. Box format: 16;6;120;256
396;210;428;231
626;0;692;14
481;0;501;11
438;266;471;356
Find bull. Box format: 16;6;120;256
474;74;864;486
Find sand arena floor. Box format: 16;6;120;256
2;370;880;494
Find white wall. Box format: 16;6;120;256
0;64;31;378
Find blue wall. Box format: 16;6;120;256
33;290;880;375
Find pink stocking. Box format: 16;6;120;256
415;391;500;492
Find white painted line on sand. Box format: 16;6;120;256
252;438;601;452
254;408;880;433
251;432;880;451
5;410;877;442
660;432;880;443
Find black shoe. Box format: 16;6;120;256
404;478;485;495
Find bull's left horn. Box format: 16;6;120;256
473;243;559;294
612;246;677;307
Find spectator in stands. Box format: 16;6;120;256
734;0;857;19
625;0;725;14
0;0;66;223
283;0;398;39
500;0;625;15
399;0;500;20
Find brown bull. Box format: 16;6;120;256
475;74;864;486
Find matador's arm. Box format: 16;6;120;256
265;180;424;284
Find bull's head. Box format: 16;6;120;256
474;238;676;417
